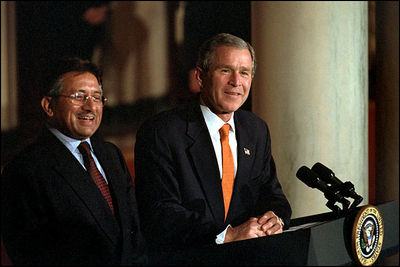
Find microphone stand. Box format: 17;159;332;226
324;182;363;218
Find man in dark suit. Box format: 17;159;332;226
1;57;148;265
134;33;292;254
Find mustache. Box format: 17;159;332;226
78;111;97;117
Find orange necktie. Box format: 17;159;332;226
219;124;235;221
78;141;114;213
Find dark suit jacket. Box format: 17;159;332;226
134;95;292;253
1;129;147;266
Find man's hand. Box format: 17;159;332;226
257;211;283;235
224;217;266;243
224;211;283;243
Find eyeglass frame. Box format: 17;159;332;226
56;91;107;106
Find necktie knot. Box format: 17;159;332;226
219;124;230;140
78;141;91;156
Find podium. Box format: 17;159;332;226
149;200;399;266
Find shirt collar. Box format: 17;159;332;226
48;127;92;153
200;104;235;135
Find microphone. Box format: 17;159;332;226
296;166;350;212
311;162;363;208
296;166;330;192
311;162;343;187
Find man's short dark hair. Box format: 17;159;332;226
41;56;103;98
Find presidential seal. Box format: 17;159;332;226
351;205;384;266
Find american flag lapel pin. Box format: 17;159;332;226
244;148;250;155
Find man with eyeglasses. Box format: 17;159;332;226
1;56;148;265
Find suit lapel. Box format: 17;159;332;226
186;102;225;223
42;130;120;244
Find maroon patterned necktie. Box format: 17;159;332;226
78;141;114;213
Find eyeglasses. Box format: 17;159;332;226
57;92;107;106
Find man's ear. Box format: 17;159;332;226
41;96;54;117
195;67;204;89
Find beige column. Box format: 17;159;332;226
251;1;368;218
1;1;18;131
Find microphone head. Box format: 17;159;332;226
312;162;344;187
296;166;314;187
312;162;333;178
296;166;328;191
